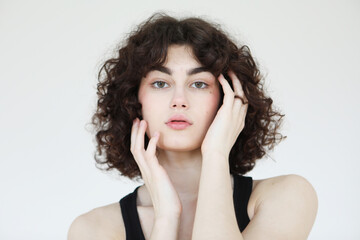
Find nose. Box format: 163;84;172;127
170;88;188;109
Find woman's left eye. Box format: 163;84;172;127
191;82;208;89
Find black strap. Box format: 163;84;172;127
120;175;252;239
233;175;252;231
119;186;146;240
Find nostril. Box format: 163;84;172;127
171;103;188;108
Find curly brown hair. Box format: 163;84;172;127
91;13;285;180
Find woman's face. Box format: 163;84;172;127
138;45;221;151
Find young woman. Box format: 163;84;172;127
68;14;318;240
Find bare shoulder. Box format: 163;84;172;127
251;174;318;204
67;202;125;240
245;174;318;240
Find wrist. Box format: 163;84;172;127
154;215;181;229
201;152;230;172
201;151;229;162
201;145;230;157
155;209;182;221
155;214;181;222
151;216;180;240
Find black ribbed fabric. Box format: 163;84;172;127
233;175;252;231
119;175;252;239
120;186;145;240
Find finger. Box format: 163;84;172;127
228;71;243;97
228;70;248;104
218;74;235;109
226;71;249;130
237;104;248;131
135;120;147;152
130;118;139;153
241;103;248;119
133;120;148;173
130;119;149;176
146;131;159;158
227;71;245;114
133;119;149;176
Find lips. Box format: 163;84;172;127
166;114;192;130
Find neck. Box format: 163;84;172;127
156;148;202;203
137;149;235;208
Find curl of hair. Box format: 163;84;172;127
91;13;286;180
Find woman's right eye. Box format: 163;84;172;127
152;81;169;89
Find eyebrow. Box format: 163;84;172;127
151;66;210;76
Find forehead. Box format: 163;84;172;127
146;45;212;76
142;45;216;80
164;45;200;67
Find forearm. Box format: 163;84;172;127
192;153;244;240
150;216;180;240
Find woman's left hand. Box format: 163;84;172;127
201;71;248;158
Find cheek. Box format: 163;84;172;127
138;91;165;135
138;97;155;138
208;88;221;111
138;89;152;118
199;91;221;124
140;101;157;123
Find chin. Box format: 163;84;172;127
158;139;201;152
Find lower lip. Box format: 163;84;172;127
166;122;191;130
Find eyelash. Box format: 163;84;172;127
152;81;169;89
191;82;208;89
151;81;208;89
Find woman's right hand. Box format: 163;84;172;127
130;118;182;219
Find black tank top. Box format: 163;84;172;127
119;174;252;240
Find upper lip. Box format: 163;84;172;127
166;114;193;124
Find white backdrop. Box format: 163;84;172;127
1;0;359;239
